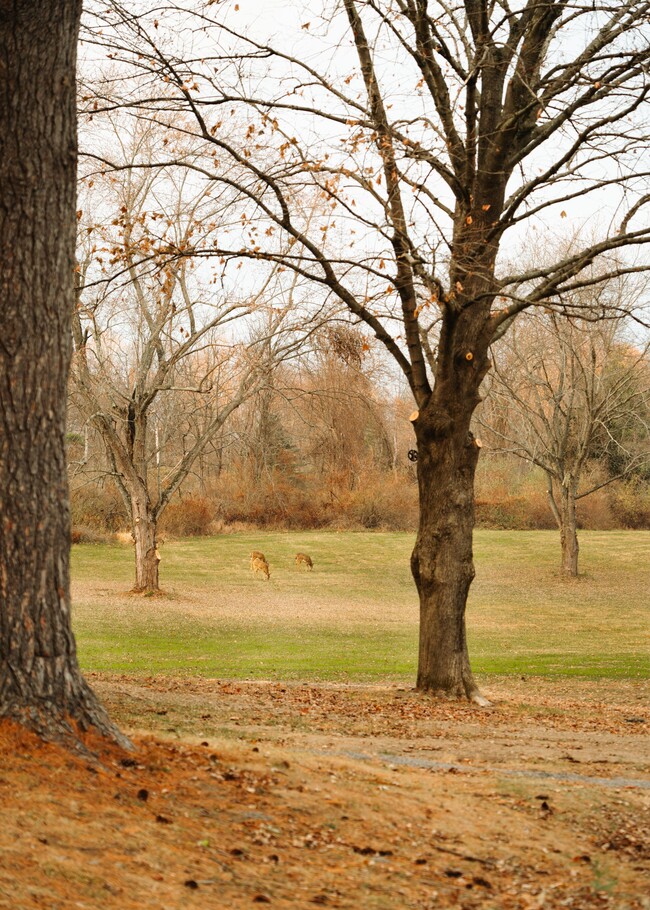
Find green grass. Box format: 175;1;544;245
77;624;420;679
71;530;649;682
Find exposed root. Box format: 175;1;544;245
462;661;493;707
469;690;493;707
416;676;494;707
0;687;133;757
418;689;494;707
464;675;493;707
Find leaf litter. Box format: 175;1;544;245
0;675;648;909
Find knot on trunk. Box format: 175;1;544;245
414;406;453;443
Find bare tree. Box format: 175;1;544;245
85;0;650;700
481;305;650;575
73;121;313;591
0;2;128;746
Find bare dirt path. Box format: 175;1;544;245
0;676;648;910
93;675;650;784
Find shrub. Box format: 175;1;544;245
474;459;626;530
576;490;617;530
205;464;418;530
208;468;333;529
160;496;214;536
521;490;557;530
609;479;650;529
70;484;126;532
71;525;111;544
343;471;418;531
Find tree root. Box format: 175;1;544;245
0;688;133;758
127;587;166;597
415;683;493;707
469;690;493;707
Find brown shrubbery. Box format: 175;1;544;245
474;463;551;529
68;460;648;537
70;484;126;532
159;496;214;537
609;478;650;529
206;465;420;531
338;470;419;530
473;460;638;531
209;470;330;529
70;525;111;545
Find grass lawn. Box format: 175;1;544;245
71;530;649;682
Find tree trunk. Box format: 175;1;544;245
132;499;161;593
410;327;491;705
0;2;129;748
559;480;580;576
411;413;489;704
547;473;580;576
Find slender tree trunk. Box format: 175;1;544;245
546;472;562;527
0;2;129;747
547;473;580;576
559;480;580;576
131;498;160;593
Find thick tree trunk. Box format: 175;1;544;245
0;2;129;748
411;413;488;704
132;499;161;593
559;481;580;576
410;323;491;705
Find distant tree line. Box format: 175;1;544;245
68;308;650;551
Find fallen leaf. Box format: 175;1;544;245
473;876;492;888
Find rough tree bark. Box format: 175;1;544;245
411;266;495;703
548;477;580;577
412;401;484;699
0;1;129;747
559;481;580;577
132;497;161;592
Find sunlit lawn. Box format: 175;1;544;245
72;530;649;682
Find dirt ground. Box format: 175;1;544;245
0;676;648;910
